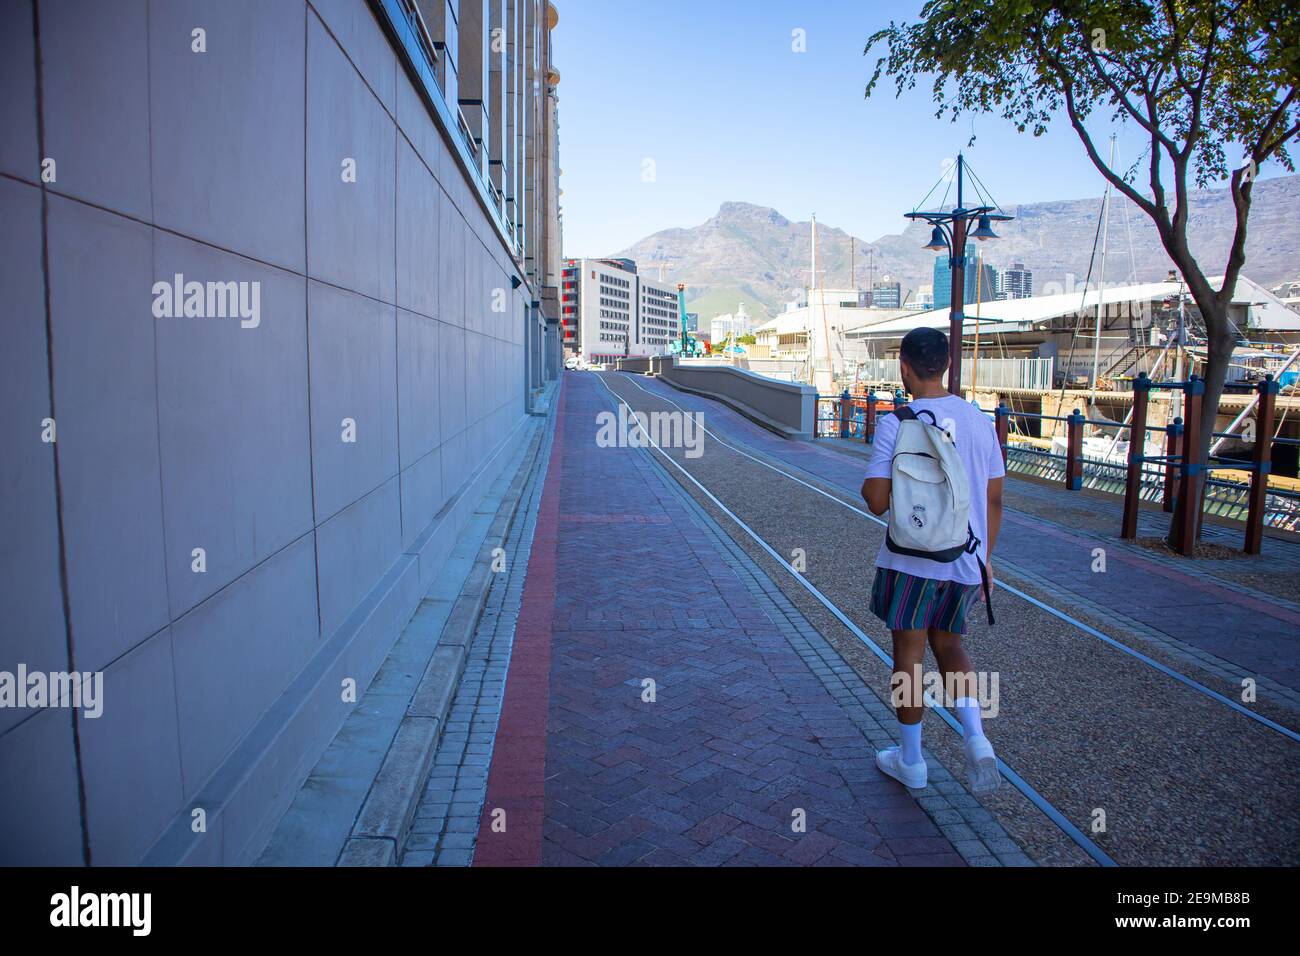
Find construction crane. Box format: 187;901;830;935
670;282;702;358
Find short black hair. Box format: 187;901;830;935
900;327;950;379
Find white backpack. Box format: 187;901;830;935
886;407;994;623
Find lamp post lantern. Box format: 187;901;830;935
905;154;1012;395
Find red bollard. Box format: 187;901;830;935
1122;374;1151;538
1162;418;1181;513
839;388;851;439
865;393;877;444
1170;377;1205;555
995;404;1009;467
1244;376;1279;555
1064;409;1085;491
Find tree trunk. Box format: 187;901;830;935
1176;303;1236;548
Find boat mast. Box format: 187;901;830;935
1089;134;1116;413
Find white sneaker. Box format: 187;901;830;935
875;746;928;789
964;734;1001;794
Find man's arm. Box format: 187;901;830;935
861;414;897;516
862;477;891;516
984;476;1003;585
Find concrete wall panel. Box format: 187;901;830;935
438;322;468;441
171;534;319;799
0;179;66;736
150;0;306;272
307;13;396;304
0;709;84;865
79;628;183;865
395;139;441;318
47;196;169;673
315;477;401;639
39;0;152;220
307;280;399;522
155;232;314;616
399;447;443;551
439;199;468;327
309;0;397;113
0;1;37;179
395;67;448;187
397;308;441;467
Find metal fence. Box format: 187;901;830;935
1001;439;1300;532
813;376;1300;545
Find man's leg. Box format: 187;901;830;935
928;628;1000;792
891;628;928;726
927;628;975;702
887;629;928;772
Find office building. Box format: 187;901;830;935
999;262;1034;300
871;277;902;310
934;254;998;311
568;258;681;363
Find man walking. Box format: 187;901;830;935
860;327;1004;793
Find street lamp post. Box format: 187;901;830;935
905;154;1012;396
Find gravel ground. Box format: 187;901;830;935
598;372;1300;867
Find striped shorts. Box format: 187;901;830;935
869;567;981;634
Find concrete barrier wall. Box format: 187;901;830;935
0;0;529;865
658;359;818;439
615;356;652;374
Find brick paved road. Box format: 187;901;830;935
471;373;976;866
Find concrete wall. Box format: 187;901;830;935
658;359;817;440
0;0;531;865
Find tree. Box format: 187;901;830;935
865;0;1299;537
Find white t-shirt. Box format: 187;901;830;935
863;395;1005;585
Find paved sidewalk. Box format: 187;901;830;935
455;373;1023;866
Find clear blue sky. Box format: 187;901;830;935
551;0;1276;259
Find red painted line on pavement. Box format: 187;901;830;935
473;380;565;867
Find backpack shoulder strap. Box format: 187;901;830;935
893;405;942;428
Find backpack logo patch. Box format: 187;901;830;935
910;505;926;529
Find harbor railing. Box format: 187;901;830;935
814;389;900;443
813;374;1298;555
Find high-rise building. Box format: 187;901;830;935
569;258;681;363
1000;262;1033;299
933;254;997;311
561;258;581;350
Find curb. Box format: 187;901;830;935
337;422;548;866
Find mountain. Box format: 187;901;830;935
614;176;1300;321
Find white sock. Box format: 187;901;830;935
898;720;923;765
954;697;985;739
